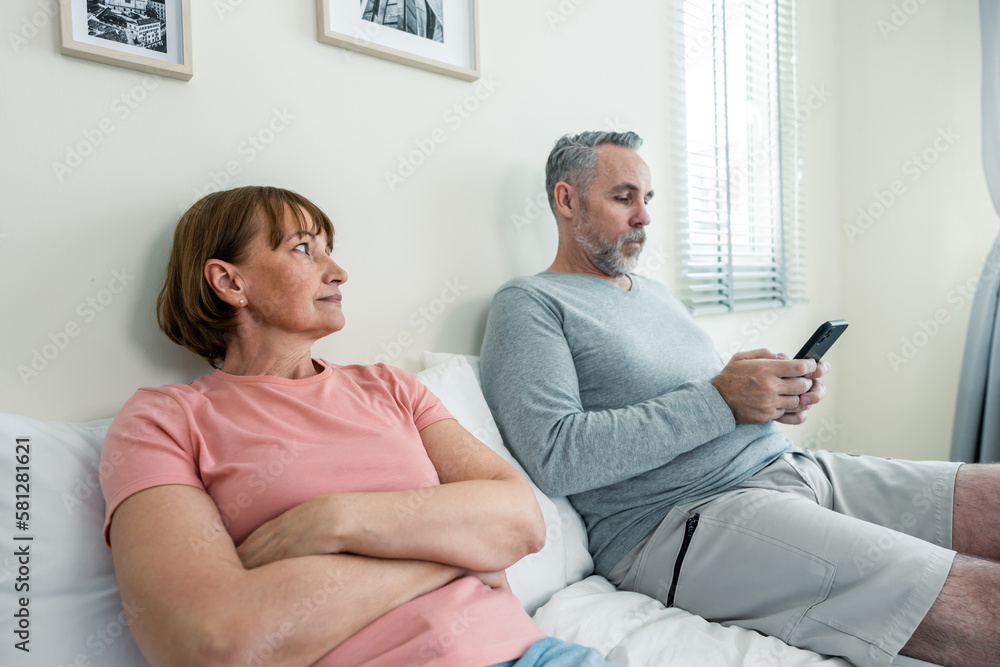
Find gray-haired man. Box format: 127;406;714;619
480;131;1000;667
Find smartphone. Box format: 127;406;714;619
794;320;849;361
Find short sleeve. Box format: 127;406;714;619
100;388;205;546
378;364;454;431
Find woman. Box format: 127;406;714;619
100;186;618;667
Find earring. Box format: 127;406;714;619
238;299;245;307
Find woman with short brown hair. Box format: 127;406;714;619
99;186;620;667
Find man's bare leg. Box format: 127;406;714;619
952;463;1000;560
900;555;1000;665
900;463;1000;665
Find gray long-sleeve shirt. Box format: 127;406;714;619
480;272;793;576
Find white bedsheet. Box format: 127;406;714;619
532;576;938;667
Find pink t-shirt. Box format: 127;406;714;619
100;360;544;666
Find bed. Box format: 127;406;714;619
0;353;936;666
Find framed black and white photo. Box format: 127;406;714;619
59;0;193;81
318;0;479;81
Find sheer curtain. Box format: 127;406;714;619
950;0;1000;463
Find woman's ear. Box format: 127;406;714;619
204;259;245;308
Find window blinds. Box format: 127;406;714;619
675;0;805;314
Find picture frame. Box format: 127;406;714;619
59;0;193;81
318;0;480;82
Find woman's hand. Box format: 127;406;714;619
238;419;547;573
237;496;334;569
467;569;512;593
237;494;515;601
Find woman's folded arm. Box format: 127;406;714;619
236;419;547;573
109;484;469;667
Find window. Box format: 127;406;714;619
674;0;805;314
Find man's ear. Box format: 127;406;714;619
553;181;579;227
204;259;245;308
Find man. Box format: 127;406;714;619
480;131;1000;667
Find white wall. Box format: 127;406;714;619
1;0;676;421
1;0;994;464
834;0;996;461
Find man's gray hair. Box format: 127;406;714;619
544;131;644;217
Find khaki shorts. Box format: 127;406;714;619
608;450;959;667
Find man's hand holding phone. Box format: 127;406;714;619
712;321;845;426
773;351;829;425
711;350;820;425
781;319;846;423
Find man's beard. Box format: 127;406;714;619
573;207;646;277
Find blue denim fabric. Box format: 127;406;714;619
491;637;623;667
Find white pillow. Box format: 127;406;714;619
422;350;481;384
422;352;593;583
417;354;594;613
0;414;150;667
550;495;594;585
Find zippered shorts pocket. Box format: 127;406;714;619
625;497;836;644
665;514;699;607
666;513;836;641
